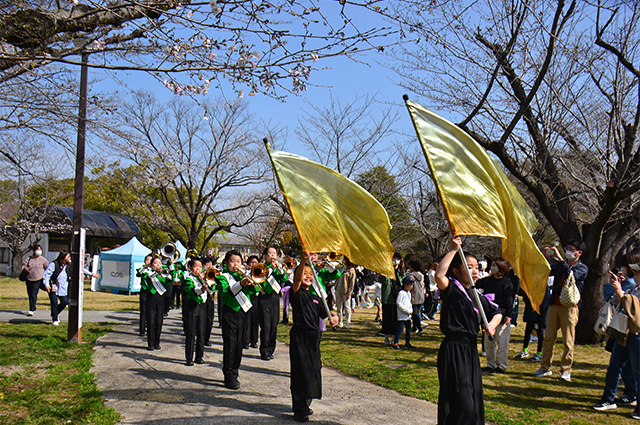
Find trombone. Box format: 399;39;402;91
275;256;299;273
318;252;344;268
197;267;219;298
235;263;270;294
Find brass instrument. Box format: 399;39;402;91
275;257;298;273
157;268;173;279
235;263;269;294
197;268;219;297
160;242;178;259
185;249;199;260
318;252;343;267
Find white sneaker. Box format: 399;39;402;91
27;311;34;316
560;372;571;382
338;321;344;328
384;336;391;345
52;320;60;326
533;367;552;377
345;322;350;329
530;335;538;342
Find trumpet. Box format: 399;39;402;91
235;263;270;294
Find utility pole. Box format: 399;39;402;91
68;51;89;343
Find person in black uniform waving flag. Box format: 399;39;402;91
289;252;339;423
434;236;502;425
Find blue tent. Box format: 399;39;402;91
98;237;152;294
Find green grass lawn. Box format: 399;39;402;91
278;305;638;425
0;322;120;424
1;274;636;424
1;276;139;312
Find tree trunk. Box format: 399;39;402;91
576;262;607;344
10;247;26;278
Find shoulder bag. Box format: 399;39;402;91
18;258;30;282
606;304;629;340
559;271;581;307
594;300;614;336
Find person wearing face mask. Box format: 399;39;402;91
533;239;588;382
477;259;489;279
592;252;640;413
476;258;514;373
21;244;49;316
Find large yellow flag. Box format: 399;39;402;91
265;143;395;279
405;98;550;311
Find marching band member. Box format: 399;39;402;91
214;249;259;389
289;252;339;422
243;255;260;350
435;236;501;425
181;257;212;366
136;253;154;337
259;247;289;360
202;257;216;347
140;256;172;351
308;252;341;331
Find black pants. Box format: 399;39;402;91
411;304;423;332
173;285;182;308
146;291;165;349
217;290;224;326
244;294;259;347
26;279;42;311
258;291;279;358
381;303;397;335
183;297;206;363
423;290;438;318
221;305;246;381
163;284;174;314
139;289;148;336
204;295;216;345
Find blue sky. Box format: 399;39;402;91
89;3;415;161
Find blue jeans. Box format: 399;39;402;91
394;320;411;345
51;295;69;322
602;334;640;403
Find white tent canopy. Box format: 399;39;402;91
98;237;152;294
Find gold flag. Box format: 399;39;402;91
266;144;395;279
405;99;550;312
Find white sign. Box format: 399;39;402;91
79;228;86;328
100;260;132;289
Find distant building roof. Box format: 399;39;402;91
46;207;141;239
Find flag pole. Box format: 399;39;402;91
263;138;333;319
403;94;492;339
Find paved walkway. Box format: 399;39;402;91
2;308;438;424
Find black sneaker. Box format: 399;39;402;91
616;395;637;406
481;367;495;373
593;401;618;411
224;378;240;390
293;413;309;422
392;343;401;350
